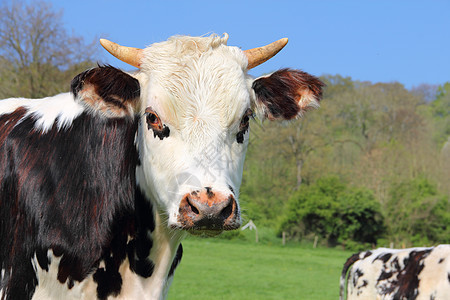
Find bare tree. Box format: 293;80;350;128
0;0;99;98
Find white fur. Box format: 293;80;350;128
0;93;84;132
31;251;92;300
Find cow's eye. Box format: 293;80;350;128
145;107;163;131
144;107;170;140
237;109;253;144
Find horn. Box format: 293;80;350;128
244;38;288;69
100;39;143;69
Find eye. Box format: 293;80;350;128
145;107;163;131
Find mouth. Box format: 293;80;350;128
169;223;240;237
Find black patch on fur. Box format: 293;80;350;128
438;257;445;264
36;248;49;272
67;278;74;289
152;124;170;140
341;252;362;280
374;249;432;299
236;129;246;144
375;253;393;263
236;109;252;144
392;249;431;299
168;244;183;278
127;188;156;278
93;266;123;300
353;268;364;288
252;68;324;120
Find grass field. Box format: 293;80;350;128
168;237;354;300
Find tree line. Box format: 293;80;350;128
1;1;448;251
241;76;450;249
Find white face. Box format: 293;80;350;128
135;38;252;232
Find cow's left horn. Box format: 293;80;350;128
100;39;143;69
244;38;288;69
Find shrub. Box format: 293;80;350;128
279;176;384;247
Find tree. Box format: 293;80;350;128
0;0;98;98
385;177;450;246
279;176;384;249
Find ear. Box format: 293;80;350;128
251;68;324;121
71;65;141;118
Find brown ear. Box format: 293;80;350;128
71;65;141;118
252;68;324;120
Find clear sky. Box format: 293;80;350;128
41;0;449;89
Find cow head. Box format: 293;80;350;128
100;34;324;236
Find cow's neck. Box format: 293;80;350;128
123;187;185;299
139;213;184;299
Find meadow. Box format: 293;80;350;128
168;236;353;300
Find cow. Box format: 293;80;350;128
0;33;324;299
340;245;450;300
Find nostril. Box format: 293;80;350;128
186;197;200;215
220;198;234;220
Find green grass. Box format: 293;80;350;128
168;237;353;300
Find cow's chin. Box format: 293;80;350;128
188;229;224;237
168;224;224;237
169;223;238;237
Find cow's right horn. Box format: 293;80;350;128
244;38;288;69
100;39;143;69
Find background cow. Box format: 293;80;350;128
0;33;324;299
340;245;450;300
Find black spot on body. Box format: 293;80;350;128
378;270;394;281
353;268;364;288
127;188;156;278
93;267;123;300
438;257;445;264
361;280;368;288
36;249;49;272
375;253;392;263
168;244;183;278
236;129;246;144
67;279;74;289
392;249;431;300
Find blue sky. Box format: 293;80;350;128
44;0;449;89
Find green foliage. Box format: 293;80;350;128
239;75;450;247
335;188;385;246
428;82;450;145
278;177;384;248
385;177;450;245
